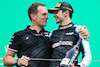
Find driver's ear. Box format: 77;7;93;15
64;10;69;17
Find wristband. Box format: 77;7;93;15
14;59;18;65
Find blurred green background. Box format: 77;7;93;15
0;0;100;67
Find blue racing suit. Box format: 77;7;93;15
49;22;92;67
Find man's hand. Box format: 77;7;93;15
17;55;30;66
79;26;90;39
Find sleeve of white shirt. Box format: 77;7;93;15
75;25;92;67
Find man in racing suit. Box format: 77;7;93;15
48;2;92;67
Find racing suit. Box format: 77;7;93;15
49;22;92;67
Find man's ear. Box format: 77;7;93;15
64;10;69;17
30;13;36;20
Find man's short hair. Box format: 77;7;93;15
28;3;45;21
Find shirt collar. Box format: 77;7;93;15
26;26;45;34
59;22;74;30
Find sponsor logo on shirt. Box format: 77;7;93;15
52;41;73;48
43;32;49;37
66;32;74;35
59;41;73;46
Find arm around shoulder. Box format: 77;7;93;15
78;38;92;67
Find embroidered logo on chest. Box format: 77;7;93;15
26;36;29;40
66;32;74;35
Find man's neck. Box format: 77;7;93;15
30;22;43;33
61;17;72;26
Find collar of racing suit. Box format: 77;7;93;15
59;22;74;30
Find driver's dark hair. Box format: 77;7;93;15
62;9;73;18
